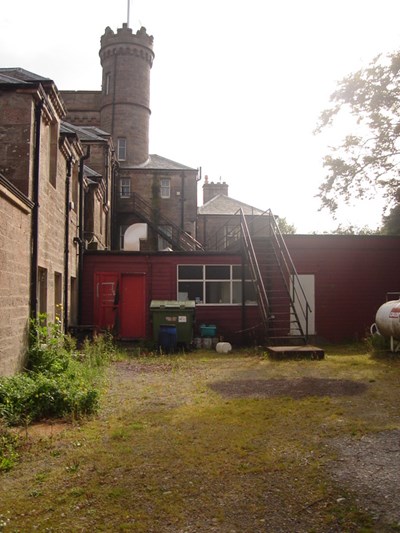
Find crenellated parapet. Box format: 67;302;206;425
100;23;154;67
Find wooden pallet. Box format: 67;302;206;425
266;345;324;360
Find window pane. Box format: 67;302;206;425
120;178;130;198
178;265;203;279
206;281;230;303
206;265;230;280
244;281;257;303
117;138;126;161
232;264;254;279
178;282;203;303
232;266;241;279
232;281;242;304
160;178;170;198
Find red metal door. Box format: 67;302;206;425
94;272;119;331
119;273;146;339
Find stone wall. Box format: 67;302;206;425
0;176;32;375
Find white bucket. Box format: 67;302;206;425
216;342;232;354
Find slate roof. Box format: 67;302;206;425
0;68;52;84
132;154;196;171
198;194;265;216
83;165;101;178
61;122;111;142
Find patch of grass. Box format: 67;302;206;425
1;348;400;531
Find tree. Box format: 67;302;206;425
315;50;400;218
276;216;296;234
381;204;400;234
331;223;379;235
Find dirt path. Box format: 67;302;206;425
1;351;400;532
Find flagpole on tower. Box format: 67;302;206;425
127;0;131;27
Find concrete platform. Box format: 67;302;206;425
266;345;325;360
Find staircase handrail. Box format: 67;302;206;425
266;210;311;338
239;210;270;329
131;192;204;251
205;207;312;341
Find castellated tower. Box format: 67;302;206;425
99;23;154;166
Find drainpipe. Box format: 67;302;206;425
77;147;90;325
241;237;246;345
180;172;185;230
64;157;72;333
30;98;44;321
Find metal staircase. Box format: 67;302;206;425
207;208;312;345
130;192;204;251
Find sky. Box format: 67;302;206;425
1;0;400;233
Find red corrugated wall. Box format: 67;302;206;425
82;252;263;345
285;235;400;342
82;235;400;344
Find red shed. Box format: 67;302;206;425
81;234;400;345
82;251;263;345
285;234;400;343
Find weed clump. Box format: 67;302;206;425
0;424;20;472
0;316;114;428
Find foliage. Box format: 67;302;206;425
0;371;99;426
1;350;398;531
315;50;400;217
0;425;20;472
381;204;400;234
0;317;113;427
331;223;380;235
26;316;73;375
276;216;296;234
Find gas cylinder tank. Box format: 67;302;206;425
375;300;400;339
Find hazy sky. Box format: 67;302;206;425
2;0;400;232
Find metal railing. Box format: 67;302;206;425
240;212;271;331
130;193;204;251
206;208;311;341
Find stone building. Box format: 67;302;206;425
0;173;33;375
0;69;115;374
61;24;200;252
197;176;266;249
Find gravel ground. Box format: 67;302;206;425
329;430;400;527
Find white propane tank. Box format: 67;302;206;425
375;300;400;339
216;342;232;354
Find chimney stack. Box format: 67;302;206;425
203;176;229;204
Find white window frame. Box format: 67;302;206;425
105;72;111;95
117;138;127;161
177;264;257;305
119;178;131;198
160;178;171;199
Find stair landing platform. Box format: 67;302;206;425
266;345;325;360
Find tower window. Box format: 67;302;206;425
160;178;170;199
105;72;112;95
117;138;127;161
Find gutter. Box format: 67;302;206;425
30;98;44;321
77;147;91;325
64;157;73;333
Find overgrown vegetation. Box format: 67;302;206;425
1;346;400;531
0;316;114;427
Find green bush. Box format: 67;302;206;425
0;425;20;472
0;369;100;426
0;317;113;427
26;316;74;375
